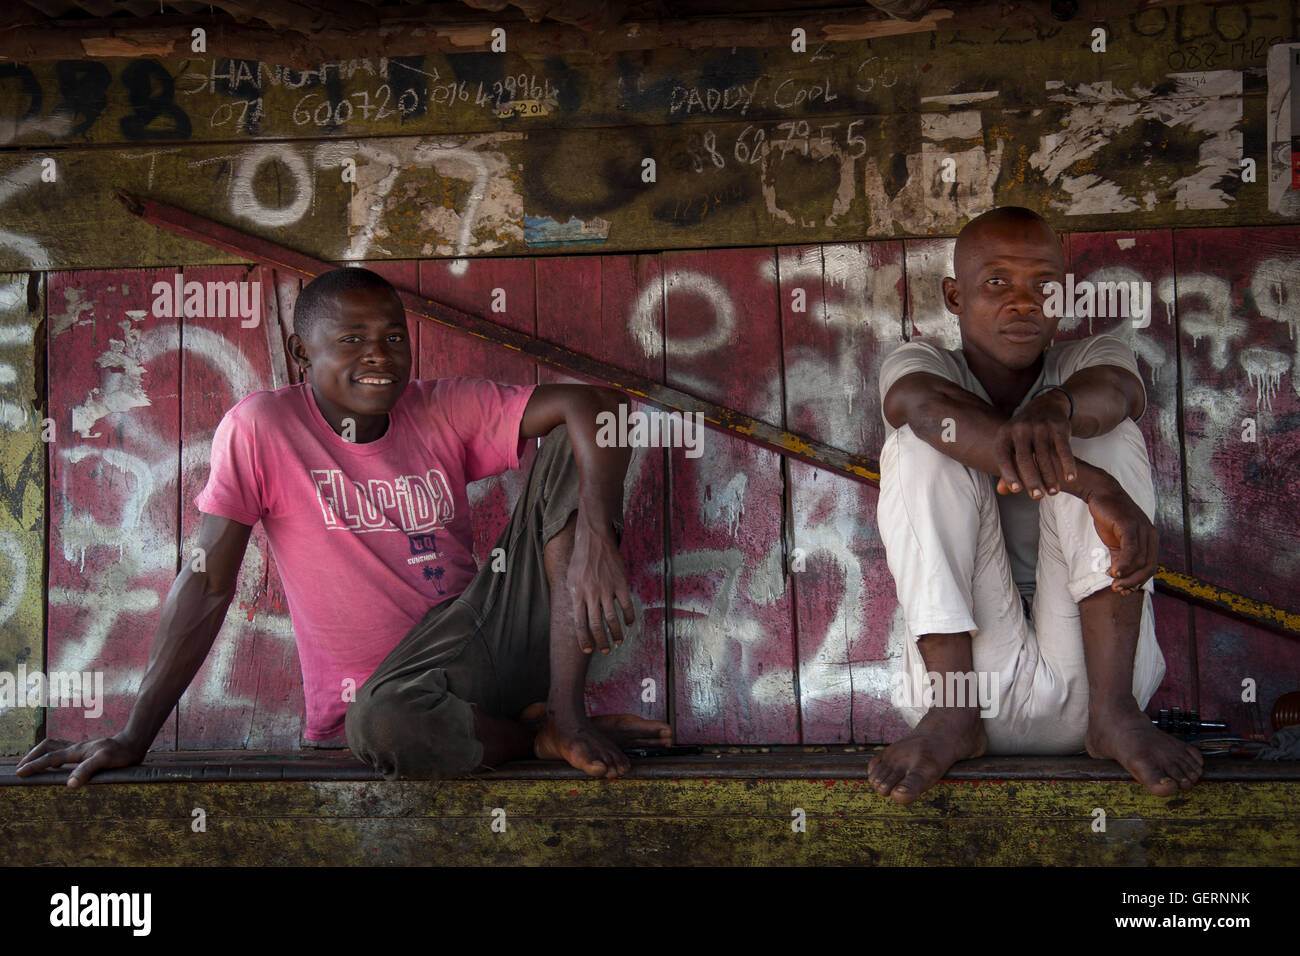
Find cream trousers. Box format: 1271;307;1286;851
876;418;1166;754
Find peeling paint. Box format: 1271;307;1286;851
523;214;611;246
1032;72;1243;216
70;321;153;439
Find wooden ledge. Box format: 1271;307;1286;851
2;749;1297;785
2;751;1298;864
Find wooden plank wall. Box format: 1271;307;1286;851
2;0;1299;753
0;273;44;754
6;227;1296;753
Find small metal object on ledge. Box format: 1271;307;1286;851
1152;707;1229;735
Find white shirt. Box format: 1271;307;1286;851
877;333;1146;597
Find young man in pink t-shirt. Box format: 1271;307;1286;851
18;268;671;783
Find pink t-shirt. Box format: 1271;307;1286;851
195;377;536;740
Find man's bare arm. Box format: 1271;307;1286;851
518;384;633;653
883;363;1143;499
15;513;253;785
1060;364;1145;438
883;364;1156;591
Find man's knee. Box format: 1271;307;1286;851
534;421;625;544
891;424;971;473
537;421;576;466
884;426;989;503
1067;419;1156;517
345;679;483;779
878;426;990;548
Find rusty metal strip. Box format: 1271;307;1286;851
115;190;1299;639
114;189;881;485
1154;568;1300;637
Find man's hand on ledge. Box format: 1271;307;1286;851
14;733;147;787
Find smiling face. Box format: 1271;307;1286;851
290;285;412;440
942;211;1066;378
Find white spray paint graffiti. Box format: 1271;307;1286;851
0;275;35;431
213;134;524;269
48;303;296;725
1157;265;1296;535
701;472;747;540
764;244;905;443
622;244;910;733
0;531;27;628
0;159;51;271
1240;348;1290;411
0;108;72;146
630;268;736;361
231;143;314;228
791;483;911;727
1161;273;1248;370
776;243;910;734
1181;385;1244;540
1249;256;1300;401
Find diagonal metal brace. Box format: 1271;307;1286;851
114;190;1300;640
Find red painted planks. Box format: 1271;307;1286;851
178;265;303;749
1173;226;1300;731
1062;230;1194;713
781;241;909;743
663;247;797;744
46;269;181;748
534;254;669;723
418;258;538;565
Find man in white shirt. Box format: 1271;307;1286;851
869;206;1203;802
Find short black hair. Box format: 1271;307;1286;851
293;267;402;341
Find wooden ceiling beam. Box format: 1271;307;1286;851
207;0;378;33
457;0;629;31
863;0;936;20
0;0;1235;65
0;7;948;65
19;0;79;15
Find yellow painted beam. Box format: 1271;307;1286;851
1155;567;1300;636
0;273;45;757
1;776;1296;865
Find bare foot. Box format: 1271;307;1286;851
868;707;987;804
522;703;672;779
1085;704;1204;796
